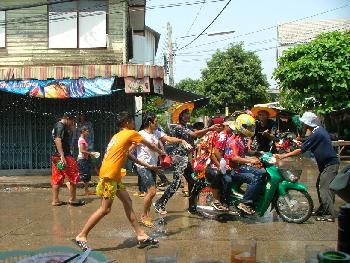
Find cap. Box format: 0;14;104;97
212;117;225;125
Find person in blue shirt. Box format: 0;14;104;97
275;112;339;222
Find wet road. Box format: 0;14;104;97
0;157;348;263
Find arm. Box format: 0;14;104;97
127;144;162;174
160;135;192;150
275;148;302;160
142;139;165;156
188;125;219;138
54;138;66;164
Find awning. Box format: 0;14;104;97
0;64;164;81
163;84;209;107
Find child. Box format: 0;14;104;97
74;112;165;251
77;126;94;196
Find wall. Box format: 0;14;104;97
0;0;127;66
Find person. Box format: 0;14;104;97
214;117;236;207
74;112;165;251
224;114;266;215
153;106;220;215
51;113;85;206
275;111;339;222
128;113;192;227
249;108;276;152
77;126;94;196
192;117;229;212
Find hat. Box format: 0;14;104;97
212;117;225;125
168;102;195;123
251;106;277;118
300;112;319;127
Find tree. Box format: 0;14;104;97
201;43;270;115
273;31;350;114
175;78;203;94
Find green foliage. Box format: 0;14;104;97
274;31;350;114
143;95;164;115
175;78;203;94
200;43;270;115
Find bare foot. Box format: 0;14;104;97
75;235;87;242
136;233;149;242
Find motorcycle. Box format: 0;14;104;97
194;152;314;224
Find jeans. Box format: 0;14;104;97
233;165;265;204
221;173;232;205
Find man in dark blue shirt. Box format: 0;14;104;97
275;112;339;222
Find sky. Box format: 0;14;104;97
145;0;350;88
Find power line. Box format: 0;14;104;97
177;0;233;51
146;0;227;10
177;3;349;51
181;0;206;43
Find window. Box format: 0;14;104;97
49;1;107;48
0;11;5;48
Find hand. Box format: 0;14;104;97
249;158;260;165
209;124;222;131
160;150;166;156
274;154;284;160
182;140;193;150
149;165;162;174
60;155;67;165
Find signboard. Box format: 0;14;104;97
124;77;150;94
0;77;114;99
153;78;163;95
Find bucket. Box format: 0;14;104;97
160;155;172;169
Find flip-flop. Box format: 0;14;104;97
69;200;86;206
72;238;90;251
315;216;335;222
137;237;159;249
52;201;66;206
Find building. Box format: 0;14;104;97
277;18;350;58
0;0;165;171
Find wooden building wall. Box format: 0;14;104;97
0;0;127;66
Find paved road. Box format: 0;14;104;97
0;157;348;262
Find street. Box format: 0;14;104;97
0;157;348;263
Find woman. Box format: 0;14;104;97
153;104;220;215
128;113;192;226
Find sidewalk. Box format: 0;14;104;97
0;174;139;189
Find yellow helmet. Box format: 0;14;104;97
235;114;256;137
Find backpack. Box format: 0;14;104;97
330;164;350;203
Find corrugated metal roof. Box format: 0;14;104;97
278;19;350;45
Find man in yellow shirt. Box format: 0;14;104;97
75;112;165;250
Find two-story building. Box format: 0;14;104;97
0;0;164;171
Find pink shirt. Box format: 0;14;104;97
78;137;88;159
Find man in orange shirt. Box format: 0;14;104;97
75;112;165;251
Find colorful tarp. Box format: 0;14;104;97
0;77;115;99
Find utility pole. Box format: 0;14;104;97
166;22;174;86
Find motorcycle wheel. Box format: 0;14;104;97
274;189;313;224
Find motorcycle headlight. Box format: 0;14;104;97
280;169;301;182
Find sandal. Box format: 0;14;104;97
211;201;229;212
73;238;90;251
69;200;86;206
140;216;154;228
51;201;66;206
315;216;335;222
137;237;159;248
237;203;256;215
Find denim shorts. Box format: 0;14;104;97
136;167;156;190
77;158;91;183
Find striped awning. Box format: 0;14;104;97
0;64;164;81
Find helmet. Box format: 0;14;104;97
235;114;256;137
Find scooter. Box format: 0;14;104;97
194;152;314;224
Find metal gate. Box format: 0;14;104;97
0;91;135;170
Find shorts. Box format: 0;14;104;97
51;155;79;186
205;166;222;189
77;158;91;183
136;167;156;191
95;178;126;200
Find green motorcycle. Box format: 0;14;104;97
196;153;314;224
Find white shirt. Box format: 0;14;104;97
135;129;165;167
